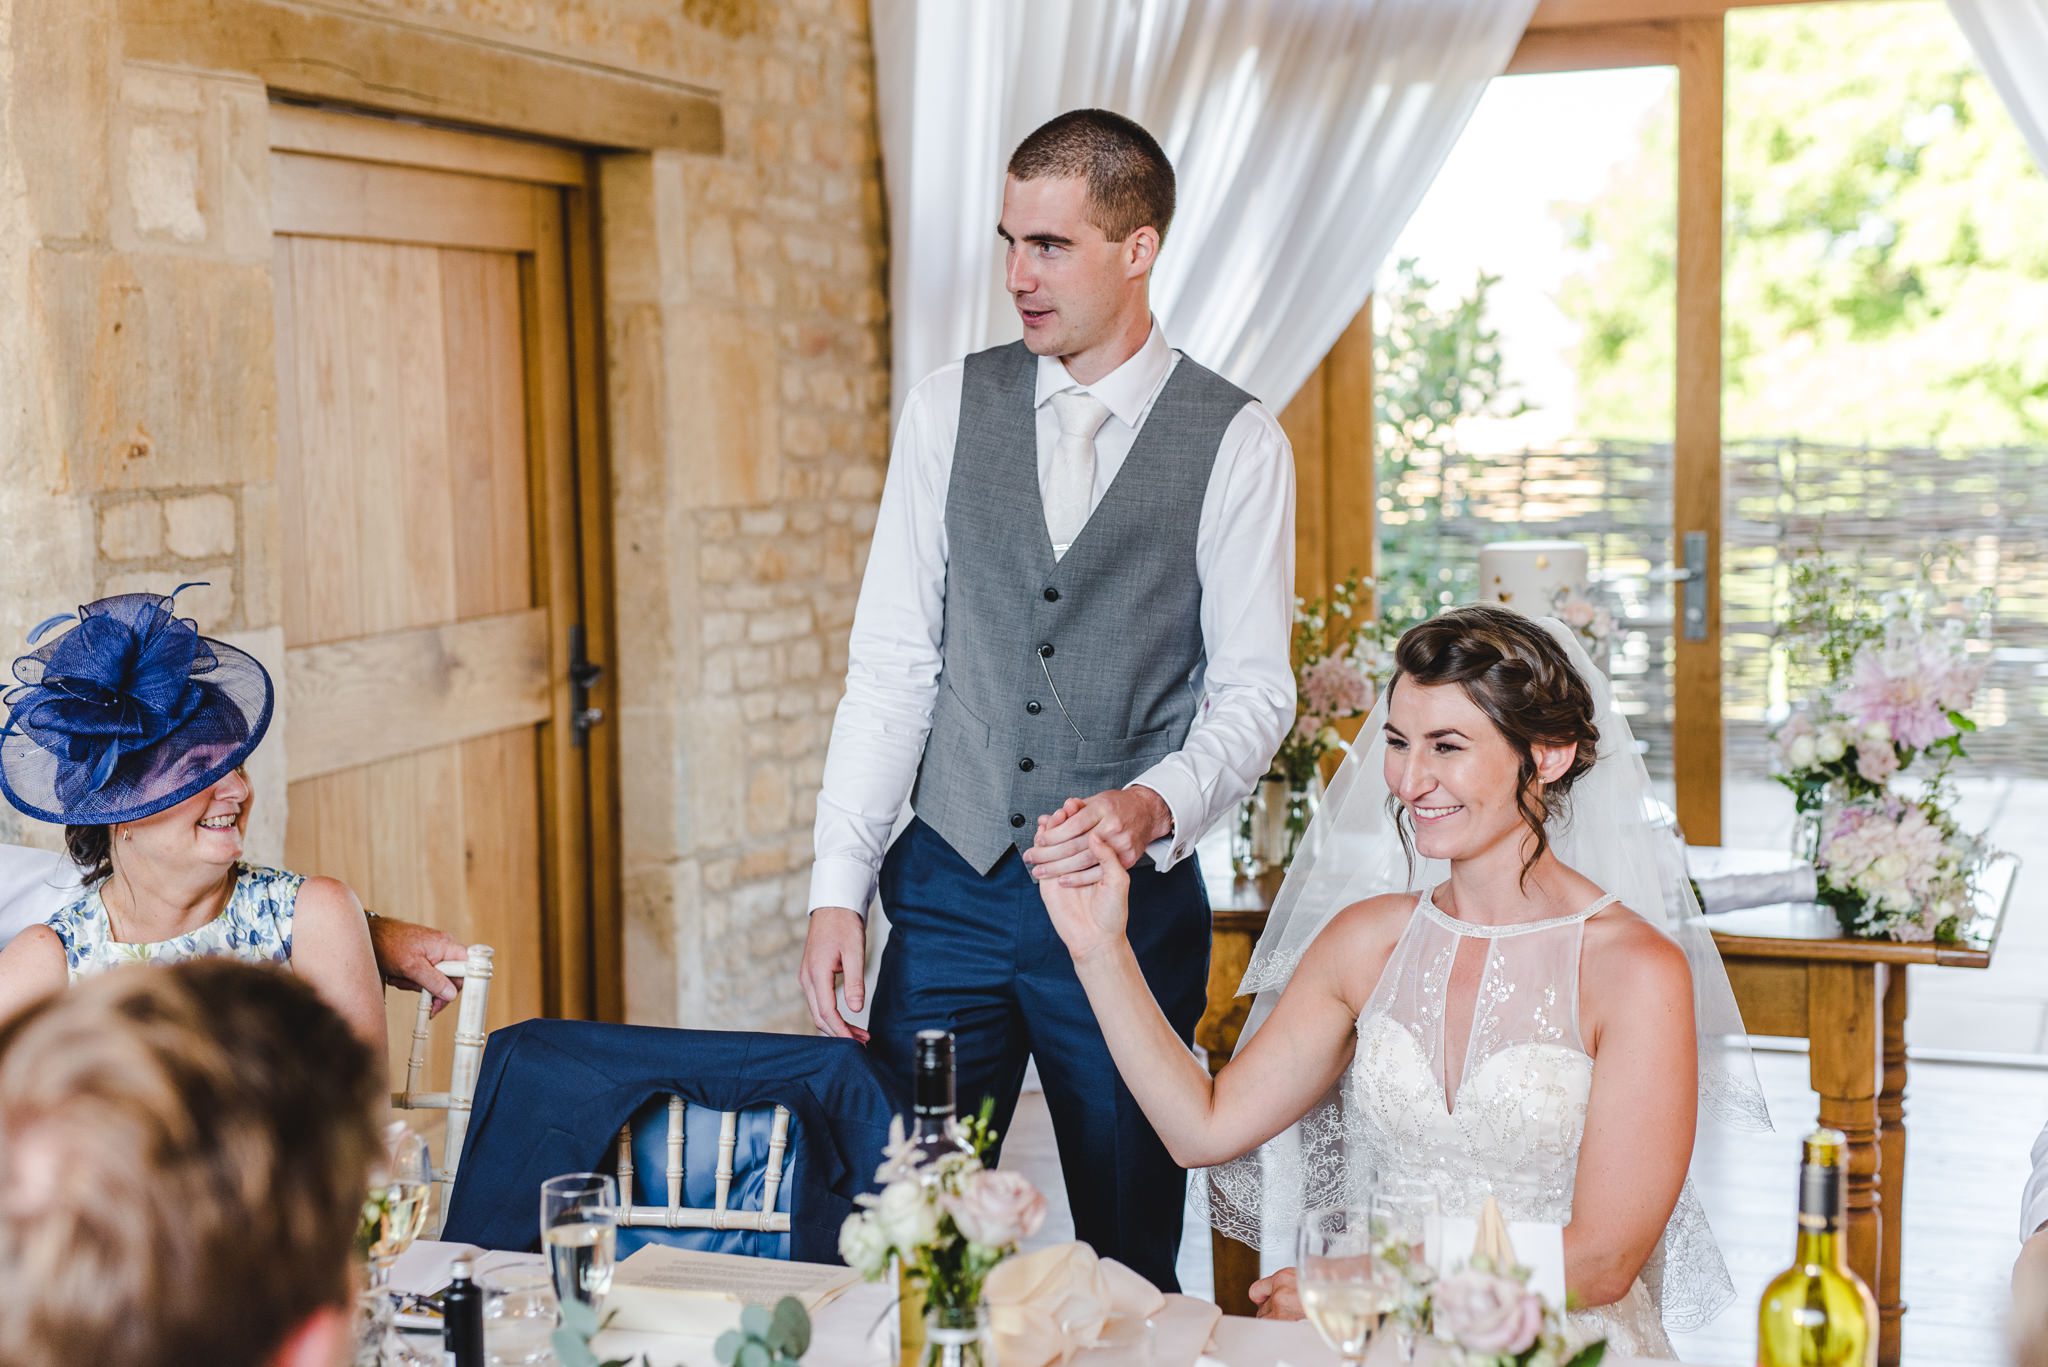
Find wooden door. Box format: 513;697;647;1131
267;106;616;1083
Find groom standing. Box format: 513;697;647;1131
800;109;1294;1288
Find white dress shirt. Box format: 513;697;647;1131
809;322;1296;915
2025;1118;2048;1241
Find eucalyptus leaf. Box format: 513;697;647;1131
769;1296;812;1356
713;1329;743;1363
558;1297;600;1337
1563;1343;1607;1367
740;1304;772;1339
736;1340;770;1367
551;1323;600;1367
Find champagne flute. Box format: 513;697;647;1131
539;1173;619;1315
1297;1204;1392;1367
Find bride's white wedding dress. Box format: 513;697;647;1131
1348;884;1713;1358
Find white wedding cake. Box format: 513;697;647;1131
1478;540;1587;616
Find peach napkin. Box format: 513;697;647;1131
984;1242;1168;1367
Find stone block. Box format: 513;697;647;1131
747;607;811;644
690;214;736;299
163;491;235;558
745;762;792;835
105;566;232;630
240;479;283;628
126;118;207;245
668;308;781;508
216;78;271;263
34;252;277;493
99;498;163;559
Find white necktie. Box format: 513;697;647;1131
1045;390;1112;560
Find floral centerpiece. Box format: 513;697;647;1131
1236;575;1399;874
1431;1257;1605;1367
837;1105;1047;1367
1768;552;1995;941
1550;585;1615;664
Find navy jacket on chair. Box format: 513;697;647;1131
441;1021;902;1264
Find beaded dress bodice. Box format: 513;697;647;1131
1347;887;1674;1357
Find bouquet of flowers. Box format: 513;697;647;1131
1272;575;1398;788
1550;585;1615;662
1431;1257;1605;1367
1769;552;1995;941
837;1107;1047;1327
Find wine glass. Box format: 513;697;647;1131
361;1126;436;1366
1297;1204;1394;1367
539;1173;619;1315
1372;1179;1441;1361
481;1264;560;1366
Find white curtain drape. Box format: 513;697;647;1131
1948;0;2048;175
870;0;1540;420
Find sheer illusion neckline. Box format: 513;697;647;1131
1415;883;1618;939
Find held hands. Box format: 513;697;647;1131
1035;830;1132;964
799;906;870;1043
1021;786;1171;885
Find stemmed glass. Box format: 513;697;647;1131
1373;1179;1442;1361
1297;1204;1399;1367
360;1125;436;1366
539;1173;620;1316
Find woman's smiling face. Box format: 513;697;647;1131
118;760;250;873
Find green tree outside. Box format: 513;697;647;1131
1561;1;2048;445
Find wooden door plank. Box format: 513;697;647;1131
270;153;540;252
1673;16;1725;844
267;103;589;189
1508;21;1678;75
273;238;310;644
524;189;588;1018
349;241;410;637
459;729;545;1028
564;177;624;1021
484;253;537;612
293;237;366;646
438;250;502;621
285;608;551;781
393;245;460;629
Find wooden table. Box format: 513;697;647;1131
1192;848;2017;1363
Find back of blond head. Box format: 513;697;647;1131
0;960;380;1367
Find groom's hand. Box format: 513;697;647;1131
799;906;870;1043
1249;1267;1304;1319
1021;786;1171;884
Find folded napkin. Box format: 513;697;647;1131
985;1242;1166;1367
1686;845;1817;914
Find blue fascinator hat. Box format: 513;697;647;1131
0;584;273;826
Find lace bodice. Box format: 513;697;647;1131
1346;887;1677;1357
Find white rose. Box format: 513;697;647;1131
1872;852;1909;883
1815;730;1847;764
1862;719;1892;747
838;1211;890;1277
1787;735;1818;769
873;1178;940;1252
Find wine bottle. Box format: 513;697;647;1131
909;1028;976;1168
1756;1128;1878;1367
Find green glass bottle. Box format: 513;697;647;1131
1756;1128;1878;1367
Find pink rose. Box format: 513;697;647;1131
1561;598;1596;629
1434;1267;1544;1357
944;1170;1047;1249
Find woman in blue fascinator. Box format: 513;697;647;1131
0;586;385;1052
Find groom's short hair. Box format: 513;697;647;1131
1009;109;1176;245
0;959;381;1367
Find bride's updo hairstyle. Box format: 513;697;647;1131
1387;605;1600;883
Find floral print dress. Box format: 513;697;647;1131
46;863;301;980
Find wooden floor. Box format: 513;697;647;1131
1007;1043;2046;1366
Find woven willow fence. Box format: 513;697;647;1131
1376;438;2048;780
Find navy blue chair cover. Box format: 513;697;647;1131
441;1021;902;1264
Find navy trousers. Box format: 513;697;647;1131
868;817;1211;1291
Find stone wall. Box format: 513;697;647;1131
0;0;893;1032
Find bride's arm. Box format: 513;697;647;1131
1565;914;1699;1306
1040;831;1399;1168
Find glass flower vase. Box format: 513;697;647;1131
1232;772;1323;877
919;1302;987;1367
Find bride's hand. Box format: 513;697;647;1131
1036;830;1130;962
1249;1266;1303;1319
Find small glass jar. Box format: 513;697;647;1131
481;1264;559;1366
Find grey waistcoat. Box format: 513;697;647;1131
911;340;1252;874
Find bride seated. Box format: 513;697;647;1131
1037;605;1764;1357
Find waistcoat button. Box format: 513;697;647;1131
1009;813;1026;828
1018;758;1034;772
1037;643;1054;658
1025;700;1042;715
1043;587;1060;603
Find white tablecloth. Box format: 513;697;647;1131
401;1242;1667;1366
